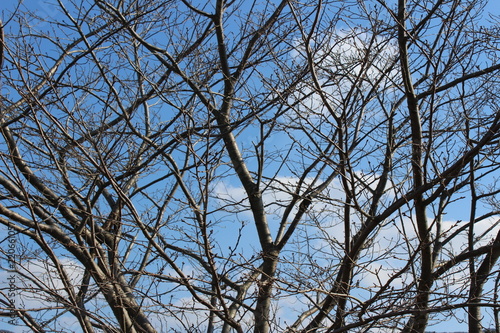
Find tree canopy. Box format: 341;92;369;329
1;0;500;332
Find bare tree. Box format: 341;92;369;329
1;0;500;332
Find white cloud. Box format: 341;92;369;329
290;28;399;120
15;257;84;309
0;256;86;332
436;215;500;257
